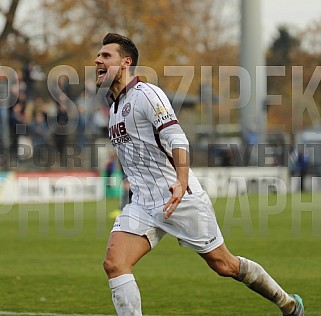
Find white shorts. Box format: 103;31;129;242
111;190;224;254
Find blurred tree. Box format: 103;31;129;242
291;23;321;130
1;0;239;74
37;0;238;90
265;27;298;133
266;25;321;134
0;0;24;59
299;20;321;55
267;26;300;66
2;0;239;116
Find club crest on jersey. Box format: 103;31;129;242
155;104;168;116
122;102;131;117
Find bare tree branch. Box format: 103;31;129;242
0;0;21;43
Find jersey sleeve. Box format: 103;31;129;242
139;84;189;151
140;84;179;132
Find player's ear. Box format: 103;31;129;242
122;56;132;69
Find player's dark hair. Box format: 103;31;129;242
102;33;139;74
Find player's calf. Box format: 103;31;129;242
200;243;240;278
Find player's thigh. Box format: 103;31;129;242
104;231;151;277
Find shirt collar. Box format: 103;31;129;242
113;76;141;113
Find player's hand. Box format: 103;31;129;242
163;181;186;219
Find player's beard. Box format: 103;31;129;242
96;73;110;88
96;67;121;89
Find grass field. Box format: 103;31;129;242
0;193;321;315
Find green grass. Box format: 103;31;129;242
0;193;320;315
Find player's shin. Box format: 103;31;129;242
235;257;296;315
109;274;142;316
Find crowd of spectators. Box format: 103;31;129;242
1;62;311;181
0;62;111;171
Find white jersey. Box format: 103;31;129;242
108;77;203;208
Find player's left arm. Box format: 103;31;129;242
163;146;190;219
159;122;190;218
140;84;190;217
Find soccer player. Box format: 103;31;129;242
95;33;304;316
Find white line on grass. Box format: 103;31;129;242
0;313;160;316
0;313;111;316
1;312;319;316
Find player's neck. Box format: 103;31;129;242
111;73;135;100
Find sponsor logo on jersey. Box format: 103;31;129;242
153;113;176;126
122;102;131;117
155;104;168;116
109;122;132;146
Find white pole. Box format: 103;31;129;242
240;0;267;164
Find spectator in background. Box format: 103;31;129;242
0;103;5;167
48;74;71;101
12;70;27;97
105;151;117;188
296;148;309;192
93;104;109;138
9;70;27;111
23;61;36;101
30;111;48;146
29;111;49;165
9;102;25;161
56;93;69;122
0;75;8;166
54;93;69;166
76;89;96;149
243;125;258;166
24;96;48;123
222;147;236;167
58;75;71;97
93;89;111;138
120;175;132;211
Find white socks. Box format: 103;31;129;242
236;256;296;315
109;259;296;315
109;274;142;316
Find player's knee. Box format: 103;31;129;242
103;255;130;278
103;257;118;277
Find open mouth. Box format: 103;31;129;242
97;68;107;78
